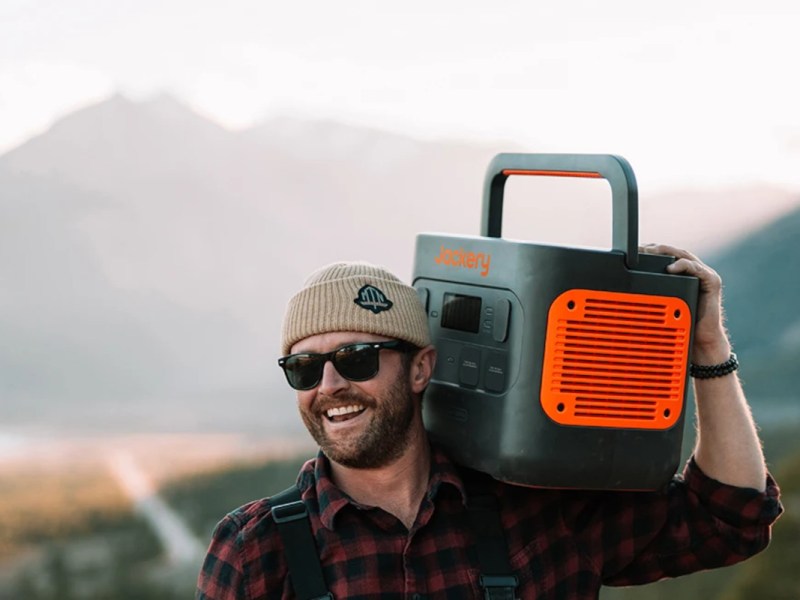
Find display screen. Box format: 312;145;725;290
441;293;482;333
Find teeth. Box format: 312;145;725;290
326;405;365;418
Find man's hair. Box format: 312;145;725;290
399;345;427;407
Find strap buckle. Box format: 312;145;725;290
480;575;519;600
271;500;308;523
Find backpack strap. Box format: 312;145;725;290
462;470;519;600
269;485;333;600
270;475;517;600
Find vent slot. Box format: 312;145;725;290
541;290;691;430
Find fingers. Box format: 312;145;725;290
640;244;728;352
666;257;709;277
640;243;721;291
639;243;700;262
667;258;722;295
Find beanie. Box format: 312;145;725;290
281;262;432;354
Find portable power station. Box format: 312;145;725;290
413;154;699;490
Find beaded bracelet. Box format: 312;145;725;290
689;353;739;379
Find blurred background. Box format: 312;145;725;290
1;1;798;598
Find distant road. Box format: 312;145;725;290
107;452;206;565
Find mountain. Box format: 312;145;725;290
0;93;504;434
641;185;799;252
707;204;800;400
0;167;266;432
1;92;798;433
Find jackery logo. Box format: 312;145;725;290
434;245;492;277
354;285;393;314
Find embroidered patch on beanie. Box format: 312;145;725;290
354;284;393;314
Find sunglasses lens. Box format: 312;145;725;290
333;344;380;381
283;354;325;390
280;341;412;390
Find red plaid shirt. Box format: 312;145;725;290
196;443;781;599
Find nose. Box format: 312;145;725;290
317;359;348;396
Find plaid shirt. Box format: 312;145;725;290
196;443;781;600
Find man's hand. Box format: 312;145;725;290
640;243;730;365
640;243;766;490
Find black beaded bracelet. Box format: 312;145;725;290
689;353;739;379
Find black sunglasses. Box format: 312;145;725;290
278;340;418;391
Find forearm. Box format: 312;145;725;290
641;243;769;491
692;337;767;492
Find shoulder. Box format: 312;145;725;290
209;497;279;553
198;497;290;599
460;468;566;528
218;457;319;546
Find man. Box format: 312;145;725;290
197;245;782;599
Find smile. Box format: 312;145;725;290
325;404;366;423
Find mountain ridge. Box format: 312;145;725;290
707;203;800;399
1;92;797;433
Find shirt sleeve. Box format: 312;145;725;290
610;457;781;585
564;456;783;586
196;513;248;600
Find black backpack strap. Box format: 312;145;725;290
462;470;519;600
269;485;333;600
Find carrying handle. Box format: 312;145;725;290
481;153;639;269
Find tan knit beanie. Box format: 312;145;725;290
281;262;431;354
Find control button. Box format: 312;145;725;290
485;352;507;393
459;347;481;387
416;287;429;313
433;340;461;384
493;299;511;343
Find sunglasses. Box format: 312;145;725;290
278;340;418;391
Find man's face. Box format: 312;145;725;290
289;332;419;469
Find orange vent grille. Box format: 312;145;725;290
541;289;691;430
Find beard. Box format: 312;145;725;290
299;371;417;469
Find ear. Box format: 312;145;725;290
409;345;437;394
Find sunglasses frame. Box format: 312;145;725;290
278;339;418;390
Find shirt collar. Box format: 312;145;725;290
426;441;469;505
298;440;469;531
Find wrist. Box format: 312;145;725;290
690;352;738;379
692;331;731;365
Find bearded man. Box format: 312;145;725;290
197;255;781;600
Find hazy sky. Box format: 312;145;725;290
2;0;799;190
